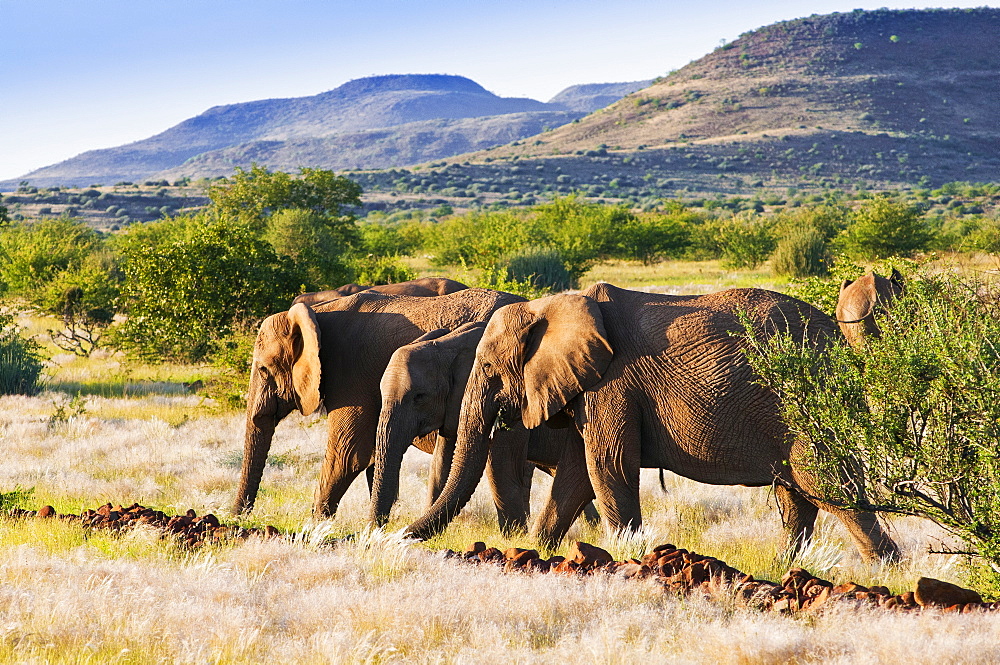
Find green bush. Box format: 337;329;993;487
264;208;353;289
0;312;43;395
351;254;416;285
771;227;831;278
112;215;301;362
837;195;932;259
505;247;573;292
715;213;777;269
745;272;1000;582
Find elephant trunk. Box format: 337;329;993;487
406;373;497;540
232;370;278;515
370;400;415;526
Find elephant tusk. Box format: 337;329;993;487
490;409;511;438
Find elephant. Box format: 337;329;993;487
232;287;523;517
293;277;468;306
836;269;904;346
405;282;900;561
370;322;599;534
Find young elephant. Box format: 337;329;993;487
371;323;598;535
836;269;904;347
232;288;523;517
406;283;900;561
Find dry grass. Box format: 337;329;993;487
1;390;997;663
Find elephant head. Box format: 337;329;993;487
232;302;322;515
405;294;613;540
371;323;483;525
836;269;904;346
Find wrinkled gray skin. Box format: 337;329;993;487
406;283;900;561
293;277;468;307
232;288;523;518
836;269;904;347
371;322;598;535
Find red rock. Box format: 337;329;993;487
914;577;983;608
201;514;220;528
264;525;281;538
185;509;197;518
478;547;504;563
651;543;676;554
97;504;112;516
546;555;566;567
568;541;613;567
37;505;55;518
868;585;891;597
464;542;487;556
900;591;916;606
833;582;868;594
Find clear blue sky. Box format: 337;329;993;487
2;1;996;181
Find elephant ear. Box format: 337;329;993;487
520;295;613;430
287;303;322;416
889;268;905;294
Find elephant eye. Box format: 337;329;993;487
413;392;427;402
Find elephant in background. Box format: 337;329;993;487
293;277;468;306
232;287;523;517
406;282;900;561
371;322;598;535
836;269;904;347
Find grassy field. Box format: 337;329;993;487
1;263;998;662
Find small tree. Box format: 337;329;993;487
113;215;301;362
745;272;1000;580
837;196;931;260
715;212;776;269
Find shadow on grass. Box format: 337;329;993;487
44;380;195;398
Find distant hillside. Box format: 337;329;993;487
547;80;652;112
153;112;582;179
440;8;1000;193
4;75;641;189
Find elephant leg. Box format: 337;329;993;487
314;406;375;517
485;428;531;536
775;484;819;557
788;452;900;563
583;405;642;535
532;431;597;549
427;434;455;509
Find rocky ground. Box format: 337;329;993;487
10;502;993;617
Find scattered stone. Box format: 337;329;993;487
37;505;55;518
567;541;613;567
914;577;983;608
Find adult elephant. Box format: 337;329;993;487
371;322;599;535
406;283;900;561
836;269;904;346
293;277;468;306
231;288;522;517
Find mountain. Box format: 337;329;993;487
547;81;652;112
437;8;1000;193
5;75;642;189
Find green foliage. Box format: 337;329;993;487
0;217;102;297
351;254;416;285
745;272;1000;576
112;215;301;362
207;164;362;225
264;208;354;288
466;265;551;300
0;485;34;511
505;247;573;292
771;227;831;278
0;312;44;396
836;195;931;260
715;213;777;269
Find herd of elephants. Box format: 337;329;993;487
231;272;905;562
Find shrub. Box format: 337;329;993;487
351;254;416;285
112;215;301;362
0;312;43;395
715;213;776;269
837;196;931;259
505;247;573;292
771;227;831;277
745;272;1000;580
